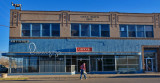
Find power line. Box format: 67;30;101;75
0;25;9;27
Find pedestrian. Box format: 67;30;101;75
80;63;87;80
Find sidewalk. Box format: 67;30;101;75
6;72;160;80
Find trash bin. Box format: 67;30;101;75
1;73;7;78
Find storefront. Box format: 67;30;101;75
7;55;140;74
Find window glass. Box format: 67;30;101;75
91;24;99;37
137;25;144;37
42;24;50;36
120;25;127;37
103;66;115;71
120;25;154;38
32;24;40;37
71;24;79;36
145;25;153;37
81;24;90;37
128;25;136;37
103;59;115;65
101;24;110;37
145;25;153;31
116;55;140;71
52;24;60;36
22;23;30;36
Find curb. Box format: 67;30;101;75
7;74;160;80
27;74;160;80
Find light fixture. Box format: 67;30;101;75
11;2;22;10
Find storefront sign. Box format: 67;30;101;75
10;40;29;43
76;47;92;52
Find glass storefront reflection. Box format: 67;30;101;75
9;55;140;73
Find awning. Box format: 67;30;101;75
2;52;141;57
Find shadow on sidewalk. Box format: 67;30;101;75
109;75;160;78
0;78;83;82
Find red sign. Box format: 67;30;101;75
76;47;92;52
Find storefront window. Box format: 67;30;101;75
55;56;65;72
116;55;139;71
40;56;55;72
10;57;23;73
103;56;115;71
23;57;39;73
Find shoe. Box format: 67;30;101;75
80;79;83;80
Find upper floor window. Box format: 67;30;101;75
101;24;110;37
91;24;99;37
120;25;127;37
120;25;154;38
42;24;50;36
145;25;153;37
71;23;110;37
32;24;40;37
52;24;60;36
128;25;136;37
22;23;60;37
22;23;30;37
81;24;90;37
137;25;144;37
71;24;79;36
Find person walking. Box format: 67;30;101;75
80;63;87;80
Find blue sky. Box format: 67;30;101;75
0;0;160;53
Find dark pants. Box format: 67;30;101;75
80;69;87;79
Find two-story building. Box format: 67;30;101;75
2;9;160;75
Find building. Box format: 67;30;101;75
2;9;160;75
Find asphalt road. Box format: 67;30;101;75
0;78;160;83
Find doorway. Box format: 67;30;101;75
145;58;154;72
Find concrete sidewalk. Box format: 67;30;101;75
6;72;160;80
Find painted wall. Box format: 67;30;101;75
9;39;160;53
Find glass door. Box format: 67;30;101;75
145;58;153;72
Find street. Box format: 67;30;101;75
0;77;160;83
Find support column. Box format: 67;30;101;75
157;47;160;72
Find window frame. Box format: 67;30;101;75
101;24;110;37
21;23;31;37
31;23;41;37
71;23;110;37
21;23;60;37
71;24;80;37
119;25;154;38
51;23;60;37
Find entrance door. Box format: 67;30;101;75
78;60;89;72
145;58;153;71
